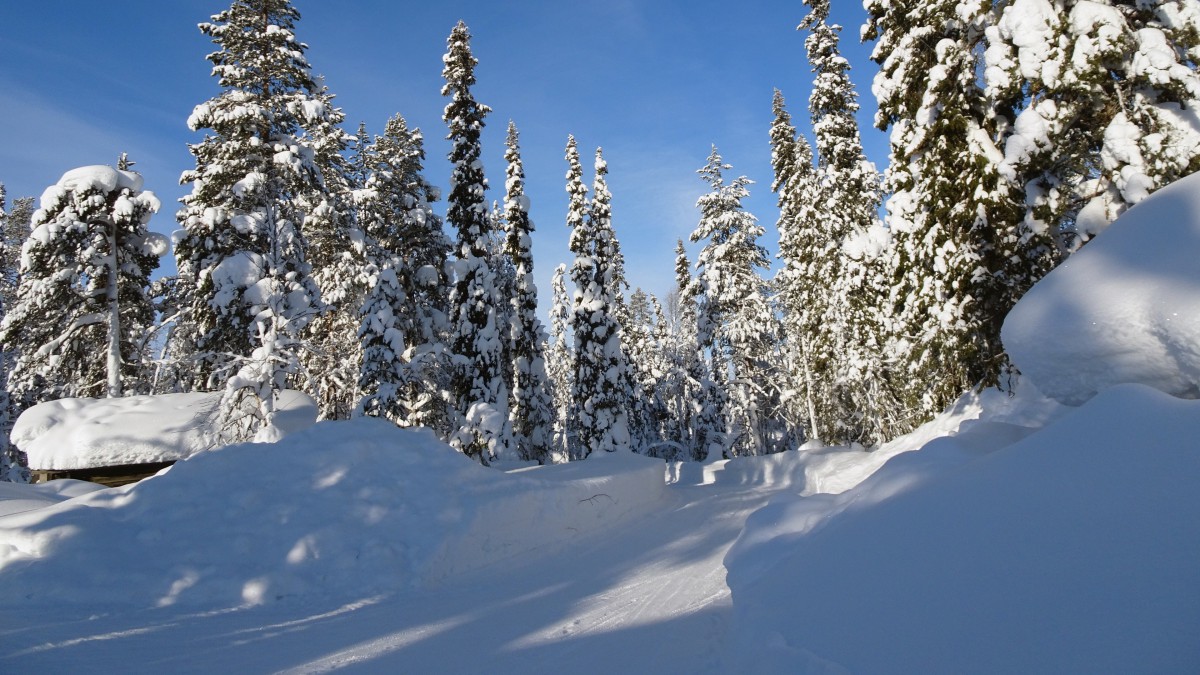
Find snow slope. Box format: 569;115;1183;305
1003;170;1200;404
0;419;664;608
725;384;1200;674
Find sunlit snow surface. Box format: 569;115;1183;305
13;390;317;471
1003;171;1200;404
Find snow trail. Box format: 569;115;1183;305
0;478;779;674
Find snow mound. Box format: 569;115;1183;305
1003;171;1200;404
12;390;317;471
0;480;106;518
0;419;665;608
724;384;1200;674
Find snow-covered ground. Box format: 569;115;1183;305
2;173;1200;672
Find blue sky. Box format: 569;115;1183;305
0;0;887;310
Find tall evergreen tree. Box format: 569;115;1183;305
690;148;777;457
624;287;667;455
503;122;554;463
670;240;724;461
442;21;513;463
545;263;575;460
0;165;163;406
0;186;33;482
301;84;360;422
769;89;823;445
802;0;890;444
174;0;337;441
355;114;451;432
566;137;631;456
987;0;1200;248
865;0;1058;430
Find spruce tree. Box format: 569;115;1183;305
769;89;823;445
442;21;513;463
671;240;725;461
0;165;163;406
301;84;360;422
545;263;575;460
625;288;667;456
355;114;451;432
503;122;554;463
566;137;631;456
690;147;777;457
865;0;1057;431
174;0;337;441
0;187;32;482
987;0;1200;247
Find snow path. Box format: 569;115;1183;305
0;480;776;674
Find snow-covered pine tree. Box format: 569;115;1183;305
690;147;778;457
801;0;889;445
489;200;518;420
986;0;1200;248
0;163;164;406
769;89;823;445
865;0;1057;430
442;21;513;463
566;137;631;456
355;113;452;433
300;83;361;422
590;148;641;451
503;122;554;464
174;0;336;441
0;186;33;482
624;287;667;456
671;240;725;461
545;263;575;460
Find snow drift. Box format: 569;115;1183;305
1003;171;1200;404
12;390;317;471
724;384;1200;674
0;419;665;608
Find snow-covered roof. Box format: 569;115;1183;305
12;390;317;471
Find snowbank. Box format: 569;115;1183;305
0;419;665;608
1003;171;1200;404
12;390;317;470
0;480;105;519
724;384;1200;673
676;380;1063;498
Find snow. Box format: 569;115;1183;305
723;384;1200;674
1003;171;1200;404
0;419;664;609
12;390;317;471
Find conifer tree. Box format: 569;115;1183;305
865;0;1057;430
442;21;513;463
0;186;32;482
355;114;451;432
566;137;631;456
625;288;667;455
545;263;575;460
174;0;338;441
0;164;163;407
986;0;1200;247
671;240;725;461
769;89;823;444
690;147;776;457
301;84;361;422
802;0;889;444
503;122;554;463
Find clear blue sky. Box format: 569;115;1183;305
0;0;887;311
